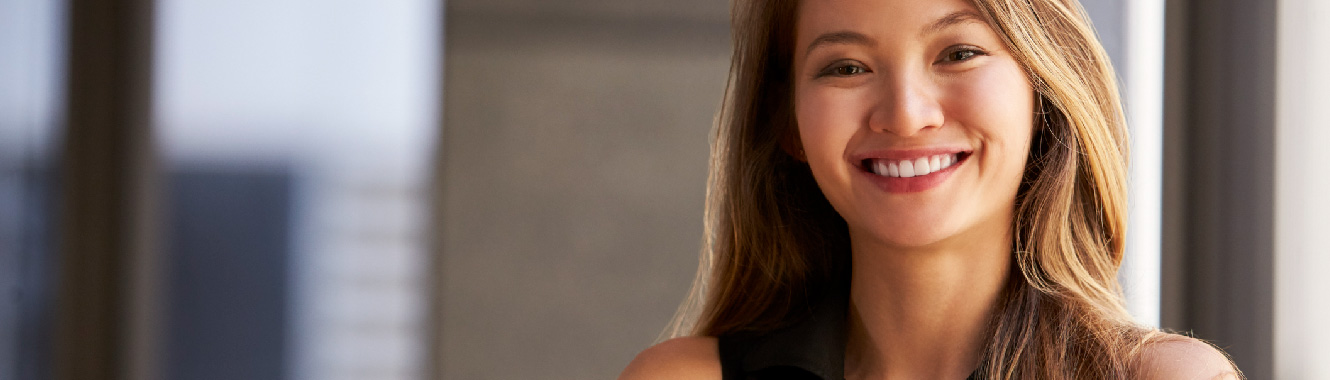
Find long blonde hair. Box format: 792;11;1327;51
669;0;1166;378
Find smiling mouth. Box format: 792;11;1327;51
860;152;971;178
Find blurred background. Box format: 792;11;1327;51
0;0;1325;379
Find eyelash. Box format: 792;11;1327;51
816;61;868;78
940;45;989;63
813;45;990;78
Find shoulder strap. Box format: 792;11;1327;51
717;335;748;380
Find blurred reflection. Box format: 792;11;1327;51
0;0;64;379
154;1;439;379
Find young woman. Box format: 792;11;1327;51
621;0;1239;379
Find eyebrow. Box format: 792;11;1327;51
804;31;875;57
803;10;988;56
920;10;987;38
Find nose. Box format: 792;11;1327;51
867;71;944;136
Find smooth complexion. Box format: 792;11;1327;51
619;0;1239;378
792;0;1032;378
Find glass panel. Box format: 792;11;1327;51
0;0;65;379
153;1;439;379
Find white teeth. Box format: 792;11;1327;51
866;153;962;178
899;160;915;177
914;157;931;176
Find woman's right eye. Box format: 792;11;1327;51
818;61;869;78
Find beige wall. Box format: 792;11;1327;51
438;2;729;378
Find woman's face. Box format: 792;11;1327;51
793;0;1035;250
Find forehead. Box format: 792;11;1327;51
795;0;986;41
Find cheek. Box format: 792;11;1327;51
948;64;1036;167
793;88;869;210
794;88;869;162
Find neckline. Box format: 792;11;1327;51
731;284;850;379
726;284;980;380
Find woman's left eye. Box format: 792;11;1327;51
939;46;987;63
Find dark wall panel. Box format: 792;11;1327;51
1163;0;1276;377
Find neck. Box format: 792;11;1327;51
843;228;1011;380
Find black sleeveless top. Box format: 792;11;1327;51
716;286;979;380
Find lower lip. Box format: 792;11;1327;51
857;155;967;193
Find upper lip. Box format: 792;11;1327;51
850;147;973;162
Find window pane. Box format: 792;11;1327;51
0;0;64;378
153;1;439;379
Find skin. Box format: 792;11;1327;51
621;0;1238;379
792;0;1027;378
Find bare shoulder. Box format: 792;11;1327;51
618;336;722;380
1134;334;1241;379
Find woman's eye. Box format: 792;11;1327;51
940;46;988;63
948;50;977;61
834;65;866;76
817;61;869;78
